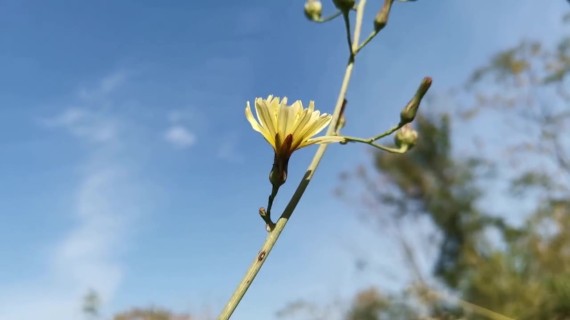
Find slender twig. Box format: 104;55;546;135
352;0;366;54
342;135;408;153
342;12;353;56
258;208;275;231
217;2;368;319
371;123;403;141
338;119;407;153
314;11;342;23
356;0;394;54
337;121;404;153
217;57;356;320
265;185;279;223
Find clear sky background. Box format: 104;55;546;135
0;1;567;319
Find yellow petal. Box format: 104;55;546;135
246;102;275;146
302;135;344;148
255;98;276;143
293;112;331;148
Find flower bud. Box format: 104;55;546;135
400;77;432;125
269;166;287;187
332;0;355;13
304;0;323;21
269;151;290;188
374;0;393;32
394;124;418;150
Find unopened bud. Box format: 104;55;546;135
395;124;418;150
304;0;323;21
374;0;393;32
400;77;432;125
332;0;355;13
269;166;287;187
269;152;290;188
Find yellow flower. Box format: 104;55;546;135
245;95;343;186
246;95;342;157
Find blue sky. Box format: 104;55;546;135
0;1;567;319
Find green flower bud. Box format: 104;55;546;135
332;0;355;13
400;77;432;125
304;0;323;21
395;124;418;150
374;0;393;32
269;151;290;188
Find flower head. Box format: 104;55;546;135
245;95;342;186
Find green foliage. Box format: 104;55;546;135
509;171;554;196
373;114;500;288
345;288;418;320
461;200;570;320
349;113;570;319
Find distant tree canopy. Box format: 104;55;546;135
334;14;570;320
345;288;418;320
113;307;193;320
372;114;501;288
364;113;570;319
80;291;194;320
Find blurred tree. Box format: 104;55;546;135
276;299;334;320
79;289;194;320
82;289;102;320
345;288;418;320
335;14;570;320
113;307;193;320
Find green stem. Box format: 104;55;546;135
315;11;342;23
356;31;377;54
262;185;279;229
351;0;366;54
217;67;355;320
217;2;368;319
342;12;353;56
342;135;408;153
258;208;275;232
356;0;394;54
336;121;404;153
370;123;403;141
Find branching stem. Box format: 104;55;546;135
342;135;409;153
315;11;342;23
217;1;387;319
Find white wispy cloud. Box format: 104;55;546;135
0;164;137;320
164;125;196;149
164;108;202;149
53;167;127;296
42;107;118;143
40;71;129;144
0;71;144;320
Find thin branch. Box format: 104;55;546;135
217;2;368;319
